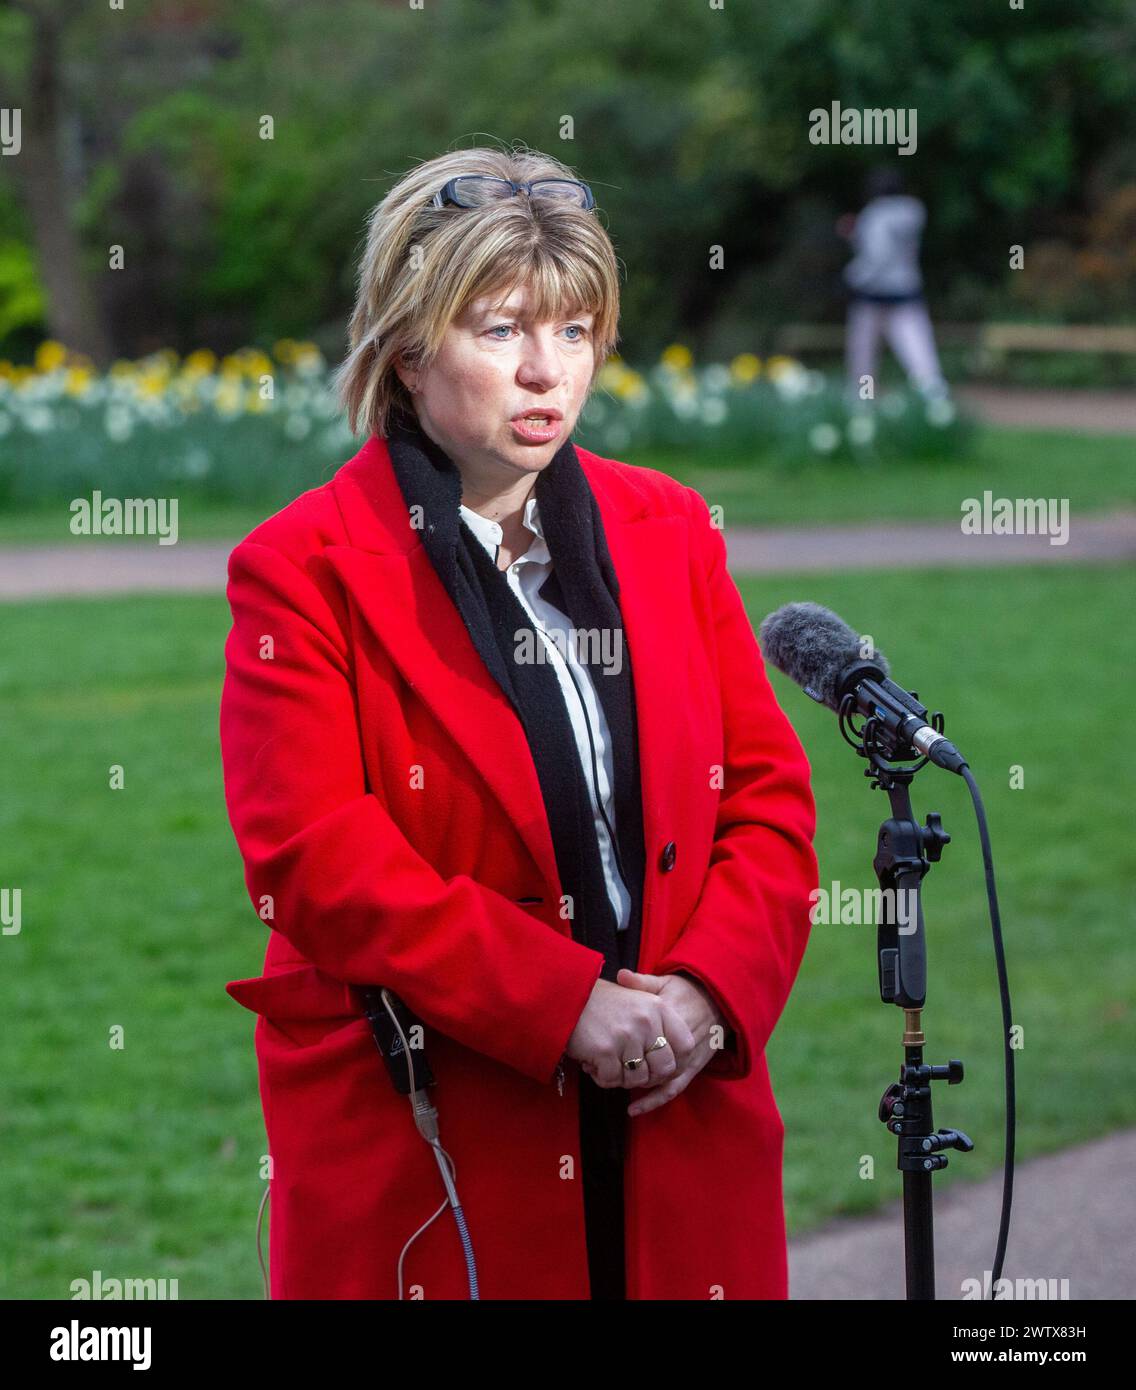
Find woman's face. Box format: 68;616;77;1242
396;284;596;500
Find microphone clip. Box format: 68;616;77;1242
837;671;946;785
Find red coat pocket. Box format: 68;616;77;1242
226;963;364;1046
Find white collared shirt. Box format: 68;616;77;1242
459;495;632;933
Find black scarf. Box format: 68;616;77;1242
385;411;647;1163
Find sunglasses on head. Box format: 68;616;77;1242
431;176;596;211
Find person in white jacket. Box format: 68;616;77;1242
838;168;949;401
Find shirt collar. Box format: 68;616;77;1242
459;494;548;562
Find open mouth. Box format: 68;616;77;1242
510;412;562;441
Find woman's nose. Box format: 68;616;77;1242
517;332;566;385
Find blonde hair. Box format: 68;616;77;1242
333;143;622;439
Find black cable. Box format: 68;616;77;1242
960;764;1015;1297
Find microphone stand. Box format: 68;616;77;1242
839;682;974;1300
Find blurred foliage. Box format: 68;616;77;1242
0;239;45;341
1010;186;1136;318
0;0;1133;361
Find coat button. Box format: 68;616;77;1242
659;840;677;872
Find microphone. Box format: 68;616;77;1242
758;602;969;774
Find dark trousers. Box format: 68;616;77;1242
578;1069;628;1300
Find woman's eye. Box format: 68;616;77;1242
485;323;589;341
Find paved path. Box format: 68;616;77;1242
955;386;1136;434
0;510;1133;599
0;541;237;600
723;509;1136;573
789;1128;1135;1300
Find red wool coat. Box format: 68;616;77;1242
219;432;819;1300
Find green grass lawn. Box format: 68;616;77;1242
1;563;1132;1297
0;426;1132;544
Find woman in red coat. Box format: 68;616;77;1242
220;145;819;1300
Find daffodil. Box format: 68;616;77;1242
660;343;694;371
292;344;323;374
241;350;274;378
215;380;244;416
615;371;648;403
765;355;802;381
64;367;94;397
729;353;762;385
35;340;69;373
137;373;168;398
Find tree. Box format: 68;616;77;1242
0;0;110;362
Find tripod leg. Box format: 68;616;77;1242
903;1169;936;1299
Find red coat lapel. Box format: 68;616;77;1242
325;435;688;935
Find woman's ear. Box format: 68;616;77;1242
392;353;416;394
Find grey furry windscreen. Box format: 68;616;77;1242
758;602;890;710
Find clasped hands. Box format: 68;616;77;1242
565;968;727;1117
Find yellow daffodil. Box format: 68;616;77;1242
765;355;802;381
292;344;323;371
35;340;69;372
729;353;762;384
660;344;694;371
596;358;650;404
244;350;274;377
64;367;95;396
215;380;244;414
